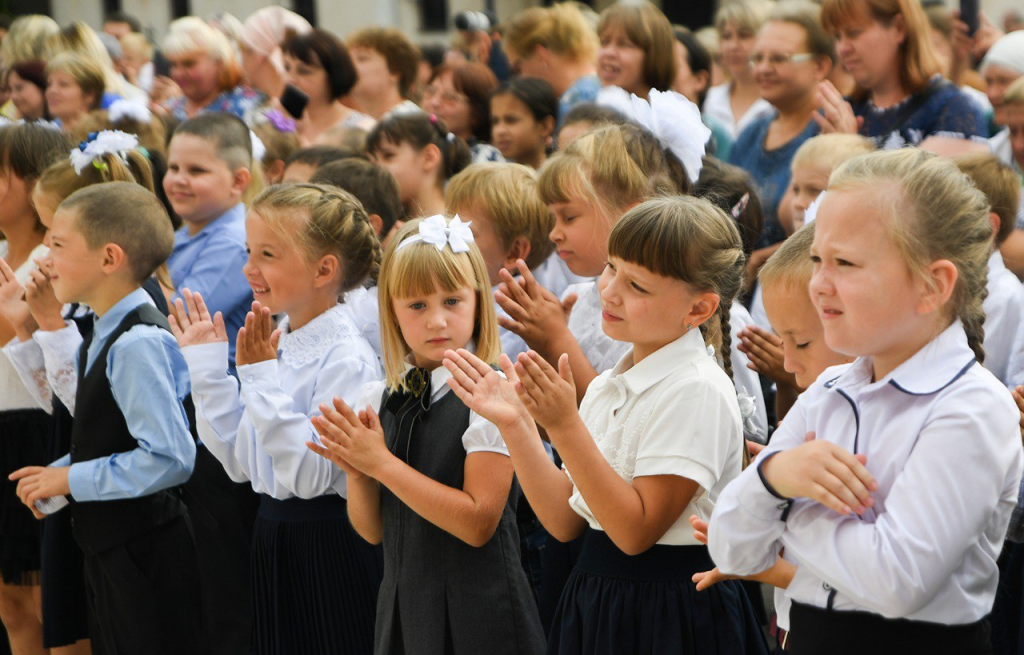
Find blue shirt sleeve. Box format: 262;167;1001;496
66;325;196;502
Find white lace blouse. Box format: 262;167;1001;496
0;243;51;412
564;281;631;375
183;304;381;499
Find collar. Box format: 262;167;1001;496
92;287;155;345
175;202;246;243
616;328;711;396
402;340;478;401
826;321;976;396
989;250;1008;273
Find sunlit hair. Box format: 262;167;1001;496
791;133;875;174
825;149;991;362
46;52;106;112
45;21;124;95
820;0;941;99
377;218;500;391
759;221;816;291
955;152;1021;248
347;27;421;98
2;15;59;66
503;3;600;65
163;17;243;92
597;1;677;93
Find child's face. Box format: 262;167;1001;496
1008;103;1024;170
243;210;326;328
31;188;59;257
548;196;613;277
45;71;93;123
809;188;933;366
459;205;516;286
45;208;104;304
164;134;244;227
392;279;477;370
598;24;647;96
719;21;757;79
0;168;34;228
372;139;430;208
790;164;830;229
597;256;710;358
491;93;550;165
763;280;849;389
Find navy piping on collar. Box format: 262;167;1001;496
835;389;861;454
887;357;977;396
822;374;842;389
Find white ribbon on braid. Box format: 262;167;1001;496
396;215;474;253
69;130;139;175
597;87;711;184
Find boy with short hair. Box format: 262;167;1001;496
10;182;200;654
310;157;403;245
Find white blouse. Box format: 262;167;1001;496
702;84;775;138
183;304;381;499
566;329;745;546
0;243;50;412
564;281;631;375
709;322;1023;623
356;361;509;456
533;253;586;301
729;301;769;443
984;251;1024;386
341;285;382;364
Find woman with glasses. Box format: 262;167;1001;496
422;61;505;164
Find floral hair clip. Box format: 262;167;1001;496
69;130;139;175
429;113;439;125
730;192;750;219
262;109;296;133
396;214;474;253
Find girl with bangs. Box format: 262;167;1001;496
309;216;546;655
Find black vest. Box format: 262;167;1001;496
375;389;545;655
69;303;187;555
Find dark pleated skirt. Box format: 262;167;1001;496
252;494;383;655
0;409;49;585
547;529;769;655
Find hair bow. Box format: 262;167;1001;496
802;191;825;227
250;130;266;162
108;98;152;124
396;214;474;253
69;130;139;175
596;87;710;184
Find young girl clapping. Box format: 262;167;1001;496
446;196;768;654
309;215;546;655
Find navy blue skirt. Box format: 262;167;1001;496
0;409;49;586
547;529;769;655
252;494;383;654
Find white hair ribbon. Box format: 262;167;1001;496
250;130;266;162
597;86;711;184
802;191;826;227
396;214;474;253
69;130;139;175
108;98;152;124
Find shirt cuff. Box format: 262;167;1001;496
182;342;230;376
67;460;101;502
4;336;44;364
33;321;78;348
738;452;793;522
237;359;279;391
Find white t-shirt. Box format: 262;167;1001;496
983;251;1024;386
702;84;774;139
566;329;745;546
0;242;49;412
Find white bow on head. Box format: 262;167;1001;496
250;130;266;162
802;191;826;227
396;214;475;253
69;130;139;175
108;98;152;124
597;86;711;184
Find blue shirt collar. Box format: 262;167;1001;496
92;287;156;351
174;202;246;245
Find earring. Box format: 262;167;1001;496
685;324;692;332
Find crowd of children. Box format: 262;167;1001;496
0;2;1024;655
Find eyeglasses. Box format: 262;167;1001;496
423;86;468;105
749;52;816;67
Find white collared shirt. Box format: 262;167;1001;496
356;357;508;456
184;304;381;499
984;251;1024;386
709;321;1023;624
566;329;745;546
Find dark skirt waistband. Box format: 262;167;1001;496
257;494;348;522
574;528;713;582
789;601;991;655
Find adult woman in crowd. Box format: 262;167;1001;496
239;6;312;99
347;27;421;119
158;17;263;122
8;60;48;121
0;15;58;67
503;3;601;123
45;21;142;104
283;28;375;145
46;52;105;132
595;1;675;100
704;0;775;137
673;26;733;160
422;61;503;163
731;2;835;255
817;0;986;147
984;31;1024;165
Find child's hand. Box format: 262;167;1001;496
494;261;569;353
9;466;71;519
235;302;281;367
689;515;795;591
312;398;393;479
25;269;65;332
760;436;877;516
443;349;531;432
738;325;799;389
0;258;35;337
1012;385;1024;449
508;351;580;434
168;289;229;349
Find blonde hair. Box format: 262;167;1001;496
1005;77;1024;105
821;0;941;99
827;149;991;362
608;195;746;380
504;3;600;65
45;21;125;96
163;17;243;92
791;134;876;173
252;121;300;170
46;53;106;111
716;0;772;36
759;221;816;291
955;152;1021;248
120;33;154;62
377;218;500;391
539;123;688;221
250;184;381;294
446;163;555;270
1;15;59;66
597;1;677;93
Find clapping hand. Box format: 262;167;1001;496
444;348;531;432
504;351;580;436
235;302;281;367
494;260;574;353
308;398;391;480
168;289;228;348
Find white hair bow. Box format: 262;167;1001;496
69;130;139;175
397;214;474;253
802;191;826;227
108;98;152;124
250;130;266;162
597;87;710;184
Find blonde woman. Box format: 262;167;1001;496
45;53;105;132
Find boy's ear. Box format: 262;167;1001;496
368;213;384;238
100;243;129;276
231;167;252;198
989;211;1001;242
313;254;340;289
502;237;531;271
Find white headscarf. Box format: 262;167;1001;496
241;7;312;75
981;31;1024;75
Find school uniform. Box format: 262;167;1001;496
709;321;1024;655
548;329;769;655
362;362;547;655
184;304;383;654
341;284;383;364
730;301;769;443
984;251;1024;386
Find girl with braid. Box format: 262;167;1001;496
709;149;1024;654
